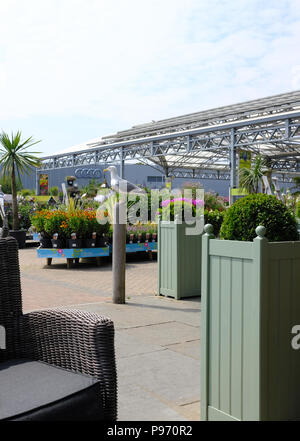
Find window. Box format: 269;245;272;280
147;176;165;183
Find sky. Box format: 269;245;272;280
1;0;300;156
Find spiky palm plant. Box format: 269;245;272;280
0;131;41;230
239;154;267;194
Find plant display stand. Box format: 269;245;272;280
37;247;110;269
201;224;300;421
126;242;157;253
32;233;40;241
157;219;202;299
108;241;157;260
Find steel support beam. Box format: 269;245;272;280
38;110;300;177
230;128;237;204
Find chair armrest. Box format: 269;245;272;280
22;308;117;420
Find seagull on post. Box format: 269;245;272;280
103;166;144;194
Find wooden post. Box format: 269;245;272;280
201;224;214;421
112;201;126;304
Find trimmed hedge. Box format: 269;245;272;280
220;194;299;242
204;209;225;237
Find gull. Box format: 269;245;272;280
103;166;144;194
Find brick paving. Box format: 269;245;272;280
20;248;158;311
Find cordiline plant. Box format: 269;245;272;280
0;131;41;230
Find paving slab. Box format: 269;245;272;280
166;340;200;360
70;296;200;330
117;382;187;421
120;321;200;347
117;349;200;406
178;401;201;421
115;331;165;358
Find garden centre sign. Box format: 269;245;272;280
75;168;103;179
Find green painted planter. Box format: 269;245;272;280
201;224;300;421
157;219;202;299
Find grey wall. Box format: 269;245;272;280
0;163;292;197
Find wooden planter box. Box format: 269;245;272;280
157;220;202;300
201;224;300;421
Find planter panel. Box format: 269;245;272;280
201;227;300;421
261;244;300;421
158;223;177;298
158;221;202;300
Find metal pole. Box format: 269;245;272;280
120;147;125;179
230;128;237;205
36;170;40;195
112;201;126;304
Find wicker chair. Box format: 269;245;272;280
0;235;117;421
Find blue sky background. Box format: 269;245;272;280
1;0;300;156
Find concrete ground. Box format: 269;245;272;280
20;247;201;421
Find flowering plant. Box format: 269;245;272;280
125;222;157;242
31;208;109;242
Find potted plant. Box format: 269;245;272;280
201;194;300;421
0;131;41;248
67;232;82;249
66;176;76;187
31;207;110;249
51;232;63;249
31;209;52;248
85;231;97;248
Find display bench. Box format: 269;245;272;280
109;241;158;259
125;242;157;253
37;247;110;269
33;233;40;241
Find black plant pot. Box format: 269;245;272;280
51;239;64;249
9;230;27;249
85;239;97;248
40;233;52;249
67;239;82;249
127;234;136;244
96;236;108;247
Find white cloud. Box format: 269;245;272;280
0;0;300;130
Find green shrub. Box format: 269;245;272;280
296;200;300;219
160;198;203;222
3;201;33;230
49;186;59;196
19;188;32;197
204;209;225;236
0;174;22;193
204;192;226;211
220;194;299;242
17;203;33;230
